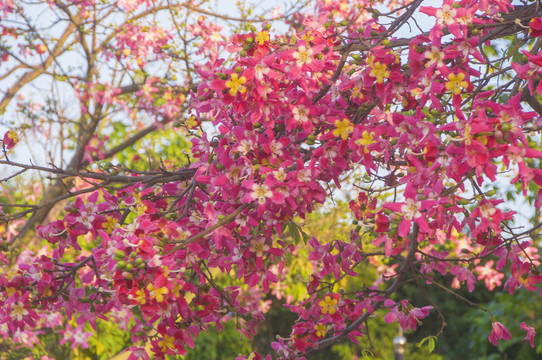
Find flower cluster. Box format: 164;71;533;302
2;0;542;359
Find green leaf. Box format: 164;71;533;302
288;222;300;244
427;337;435;353
418;336;436;354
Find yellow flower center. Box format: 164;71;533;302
315;324;327;338
369;61;390;84
158;334;175;352
294;46;313;66
11;302;28;321
355;130;376;153
302;31;314;42
445;73;468;95
103;216;118;233
134;289;147;305
252;184;272;204
225;73;247;96
332;118;354;140
255;31;270;45
148;283;169;303
319;295;338;315
351;86;364;99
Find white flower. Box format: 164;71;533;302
297;169;311;182
254;63;270;81
11;302;28;321
425;46;445;68
292;105;309;124
270;140;284;157
249;239;270;257
401;198;421;220
273;168;287;181
237;139;253;155
251;184;272;204
293;46;313;66
76;212;95;228
436;5;457;26
479;202;496;218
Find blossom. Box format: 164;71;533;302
158;334;175;352
249;184;272;204
369;61;390;83
10;302;28;321
349;192;376;220
424;46;445;68
384;184;435;237
253;63;270;81
147;283;169;302
186;115;199;129
479;202;496;218
436;4;456;26
292;105;310;124
401;198;421;221
255;31;270;45
470;200;507;237
117;0;144;12
521;322;535;348
445;72;468;95
489;321;511;346
474;260;504;291
355;130;375;150
319;295;337;315
384;300;433;331
505;262;541;294
132;288;147;304
249;239;270;257
332;118;353;140
103;216;118;233
293;46;313;66
314;323;327;338
225;73;247;96
450;265;476;292
59;323;93;350
3;130;18;149
530;18;542;37
273;167;287;181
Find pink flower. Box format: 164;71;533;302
474;260;504;291
489;321;511;346
521;322;535;348
2;129;18;149
241;180;285;213
125;346;151;360
531;18;542;37
383;184;436;237
450;265;476;292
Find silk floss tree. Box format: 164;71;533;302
1;0;542;359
